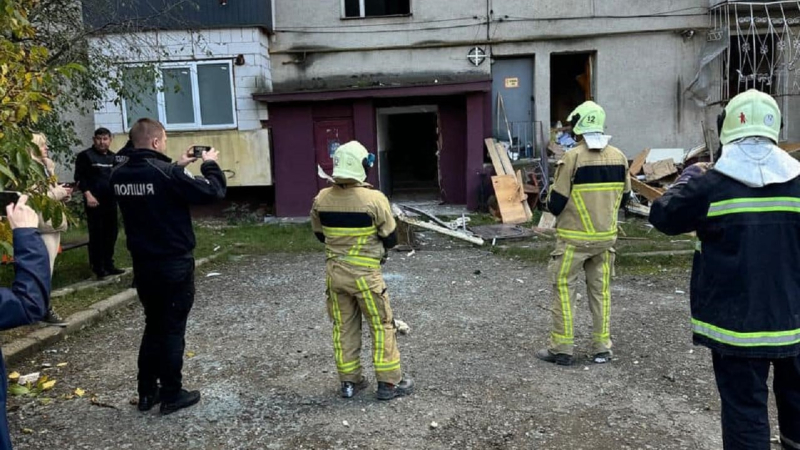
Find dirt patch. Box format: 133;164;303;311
5;242;775;449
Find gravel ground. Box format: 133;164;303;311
4;242;780;449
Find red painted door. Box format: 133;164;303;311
314;119;355;190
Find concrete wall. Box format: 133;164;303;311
270;0;711;156
495;32;708;155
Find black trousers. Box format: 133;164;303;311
712;351;800;450
134;256;195;402
86;202;118;274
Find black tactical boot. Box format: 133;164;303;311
591;351;613;364
137;388;161;412
160;389;201;415
341;377;369;399
535;349;574;366
376;375;414;401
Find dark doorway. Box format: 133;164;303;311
550;52;595;126
383;112;440;201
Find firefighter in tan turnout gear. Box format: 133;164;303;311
536;101;631;366
311;141;414;400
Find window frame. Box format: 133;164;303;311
340;0;412;19
121;60;238;132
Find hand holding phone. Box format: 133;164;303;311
0;191;21;212
192;146;212;158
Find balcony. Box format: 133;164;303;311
82;0;274;33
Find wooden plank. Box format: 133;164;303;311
629;148;650;177
396;215;484;246
537;212;557;229
643;159;678;182
485;138;507;175
780;142;800;153
631;178;665;203
516;170;533;221
492;174;528;224
495;141;515;175
397;204;450;229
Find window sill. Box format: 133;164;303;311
125;125;239;133
341;13;412;20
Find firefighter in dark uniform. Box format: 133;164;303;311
74;127;124;279
311;141;414;400
110;118;226;415
650;89;800;449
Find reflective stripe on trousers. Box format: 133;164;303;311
548;242;615;356
325;260;402;384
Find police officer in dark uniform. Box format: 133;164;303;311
110;118;226;415
74;127;124;279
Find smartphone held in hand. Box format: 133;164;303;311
192;146;212;158
0;191;21;209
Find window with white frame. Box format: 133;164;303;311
121;61;237;131
343;0;410;18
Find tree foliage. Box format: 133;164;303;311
0;0;81;255
0;0;206;254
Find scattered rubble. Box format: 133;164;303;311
393;204;484;246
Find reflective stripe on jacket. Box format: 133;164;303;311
310;184;396;269
650;170;800;358
546;142;630;247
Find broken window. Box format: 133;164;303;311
343;0;410;18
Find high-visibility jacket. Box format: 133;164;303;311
546;142;631;247
310;183;397;269
650;170;800;358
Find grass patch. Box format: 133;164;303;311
616;253;693;276
195;223;323;255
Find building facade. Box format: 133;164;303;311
84;1;275;186
261;0;711;216
81;0;800;216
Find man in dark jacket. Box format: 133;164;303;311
0;195;52;449
110;118;226;415
650;89;800;450
74;128;124;279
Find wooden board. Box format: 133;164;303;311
495;142;515;175
629;148;650;177
492;174;528;224
484;138;514;175
780;142;800;153
516;169;533;221
630;178;665;203
397;215;485;246
485;138;507;175
643;159;678;182
537;212;557;229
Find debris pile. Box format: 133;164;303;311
392;204;485;246
626;146;710;217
